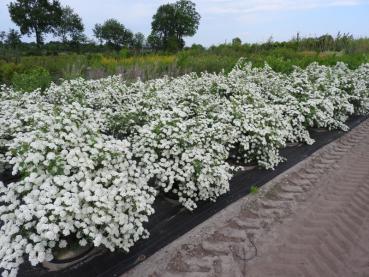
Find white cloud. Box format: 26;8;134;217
198;0;368;15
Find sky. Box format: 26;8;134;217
1;0;369;46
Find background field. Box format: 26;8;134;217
1;34;369;91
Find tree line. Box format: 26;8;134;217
2;0;201;52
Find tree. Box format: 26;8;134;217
6;29;22;48
190;43;205;51
147;33;162;51
93;19;133;50
0;31;6;45
165;35;184;52
232;37;242;46
174;0;200;40
8;0;63;47
93;24;103;45
318;34;334;52
56;6;84;43
132;32;145;51
150;0;200;51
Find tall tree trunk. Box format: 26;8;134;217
35;28;43;48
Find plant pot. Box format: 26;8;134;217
286;142;303;147
231;161;258;173
241;164;257;171
310;127;328;133
51;243;94;263
159;181;182;206
42;238;103;271
162;190;181;205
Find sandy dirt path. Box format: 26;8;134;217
123;119;369;277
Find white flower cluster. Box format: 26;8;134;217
0;61;369;276
0;102;155;276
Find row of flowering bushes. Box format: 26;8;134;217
0;60;369;276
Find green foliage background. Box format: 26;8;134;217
1;35;369;90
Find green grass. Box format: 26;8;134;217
176;47;369;74
1;43;369;88
250;185;259;194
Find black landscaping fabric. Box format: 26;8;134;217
4;115;366;277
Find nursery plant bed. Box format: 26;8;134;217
8;115;368;277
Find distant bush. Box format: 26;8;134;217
1;35;369;85
119;48;130;58
176;46;369;75
11;67;52;91
0;61;22;84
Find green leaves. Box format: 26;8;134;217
93;19;133;50
150;0;200;51
11;67;51;92
56;6;84;43
192;159;202;177
8;0;63;46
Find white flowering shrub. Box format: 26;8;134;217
227;62;314;145
1;60;369;276
0;86;45;175
0;103;156;276
109;73;236;210
350;63;369;114
131;116;233;210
